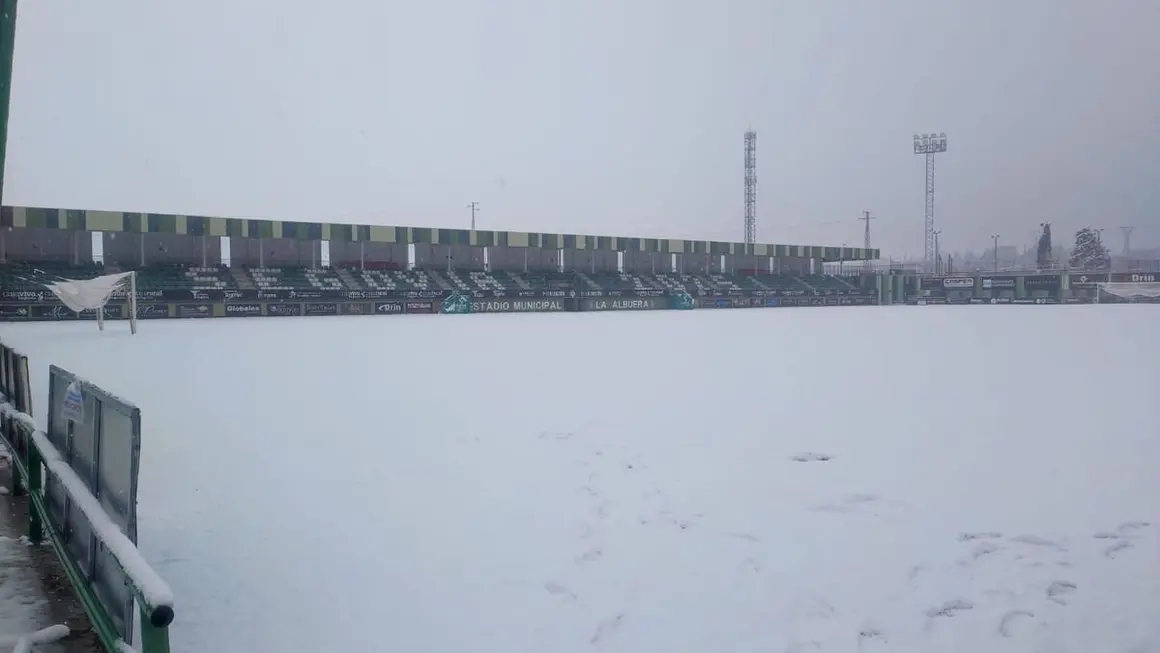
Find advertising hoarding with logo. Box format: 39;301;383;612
266;303;303;317
942;277;975;289
304;303;339;316
223;303;262;317
582;297;668;311
981;277;1016;290
175;304;213;318
469;299;567;313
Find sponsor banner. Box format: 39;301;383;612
223;303;262;317
582;297;668;311
266;303;303;317
470;299;568;313
697;298;733;309
304;303;339;316
373;302;405;315
1072;272;1158;286
101;304;125;319
969;297;1014;305
176;303;213;318
981;277;1016;289
1024;275;1060;289
31;304;79;320
0;290;49;302
0;304;30;318
136;303;170;319
343;289;445;300
942;277;975;289
601;289;668;298
161;288;448;302
469;289;572;299
1012;298;1058;305
406;301;435;314
341;302;371;315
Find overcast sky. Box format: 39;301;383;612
6;0;1159;258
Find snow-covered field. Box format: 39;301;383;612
1;306;1157;653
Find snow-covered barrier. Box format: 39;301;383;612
0;341;175;653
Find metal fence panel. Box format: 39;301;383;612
45;365;142;642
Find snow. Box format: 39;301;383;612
29;431;175;612
0;403;175;613
1;306;1158;653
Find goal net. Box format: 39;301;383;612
1095;282;1160;304
45;271;138;333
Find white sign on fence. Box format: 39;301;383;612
62;381;84;423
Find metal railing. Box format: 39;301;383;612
0;342;175;653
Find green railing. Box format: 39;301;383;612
0;342;175;653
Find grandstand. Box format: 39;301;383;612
0;205;880;318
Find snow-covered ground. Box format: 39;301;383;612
1;306;1157;653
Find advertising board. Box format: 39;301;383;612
136;303;170;319
266;303;303;317
223;303;262;317
175;304;213;318
304;303;339;316
942;277;975;289
981;277;1016;289
470;299;568;313
582;297;667;311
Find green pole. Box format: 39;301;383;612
0;0;17;205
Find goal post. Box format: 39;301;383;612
45;271;138;334
1095;281;1160;304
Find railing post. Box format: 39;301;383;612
139;611;171;653
4;418;22;496
26;437;41;544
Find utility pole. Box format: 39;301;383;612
1119;225;1134;255
933;230;942;275
859;211;875;272
991;234;1000;272
466;202;479;230
0;0;19;207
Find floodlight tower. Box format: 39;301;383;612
744;131;757;246
1120;225;1135;255
913;132;948;273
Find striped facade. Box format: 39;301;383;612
0;205;880;262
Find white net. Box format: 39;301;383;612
1096;282;1160;303
45;272;132;312
44;272;138;333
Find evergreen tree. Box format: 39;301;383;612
1036;224;1053;269
1068;228;1110;270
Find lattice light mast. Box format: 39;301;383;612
1120;225;1135;255
913;132;947;273
744;131;757;246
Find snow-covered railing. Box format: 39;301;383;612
0;342;175;653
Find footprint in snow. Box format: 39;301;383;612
1045;580;1077;605
997;610;1035;638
